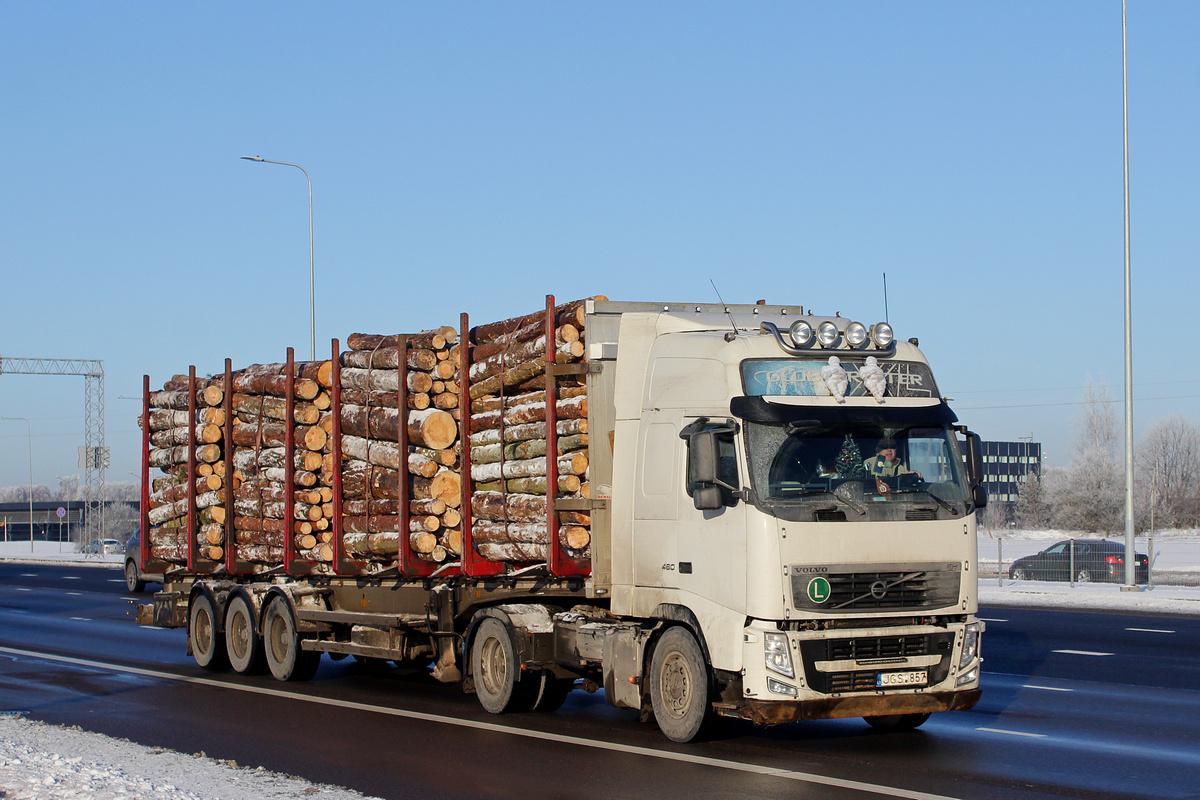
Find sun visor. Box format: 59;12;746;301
730;395;959;426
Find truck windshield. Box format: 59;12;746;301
744;420;971;517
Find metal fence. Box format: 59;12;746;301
979;534;1200;588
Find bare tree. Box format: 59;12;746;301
1136;414;1200;530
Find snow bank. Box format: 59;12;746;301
0;714;381;800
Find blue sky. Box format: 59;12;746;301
1;2;1197;489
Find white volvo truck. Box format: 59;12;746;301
138;299;985;743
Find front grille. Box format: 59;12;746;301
799;632;955;695
814;509;847;522
905;508;937;521
829;635;930;660
791;562;961;613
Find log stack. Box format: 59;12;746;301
229;360;334;568
339;326;464;565
465;299;592;563
142;375;228;563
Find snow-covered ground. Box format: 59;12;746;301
2;533;1198;798
0;714;382;800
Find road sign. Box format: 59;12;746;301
56;507;66;519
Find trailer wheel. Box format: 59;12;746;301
189;593;228;671
649;626;711;743
863;713;930;731
263;597;320;682
225;595;265;675
471;617;531;714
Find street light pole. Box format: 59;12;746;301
1;417;35;554
241;155;316;360
1121;0;1138;590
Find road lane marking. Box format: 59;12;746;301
14;588;31;592
61;576;81;581
0;645;966;800
65;592;83;597
976;727;1047;739
1052;650;1114;657
107;579;126;583
1126;628;1175;634
69;617;91;622
1023;685;1072;692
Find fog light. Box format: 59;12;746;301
788;320;814;348
870;322;894;349
816;321;839;348
768;678;798;697
845;321;868;348
956;667;979;687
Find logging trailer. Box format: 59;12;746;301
135;297;986;742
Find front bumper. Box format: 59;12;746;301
722;688;982;726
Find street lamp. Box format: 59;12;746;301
241;155;316;360
0;416;35;554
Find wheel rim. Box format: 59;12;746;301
660;650;693;719
1077;570;1090;583
1013;569;1025;581
125;562;137;588
194;606;214;657
229;608;249;661
478;635;507;697
267;610;290;663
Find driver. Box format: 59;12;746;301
863;439;919;478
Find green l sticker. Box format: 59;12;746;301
807;577;831;604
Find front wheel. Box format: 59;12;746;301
649;627;712;743
263;597;320;682
471;617;530;714
1075;568;1092;583
125;560;146;593
864;712;930;731
189;593;227;671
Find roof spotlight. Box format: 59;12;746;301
870;322;894;349
816;321;840;348
845;321;868;348
788;320;814;348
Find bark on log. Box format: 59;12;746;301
149;444;221;468
470;434;588;465
471;492;547;524
469;395;587;433
469;299;589;345
470;453;588;483
146;407;226;431
473;475;581;495
469;418;588;447
232;447;323;474
231;421;327;451
148;475;222;508
232;393;320;425
346;326;457;352
471;386;587;415
148;385;224;410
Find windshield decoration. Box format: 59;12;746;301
742;360;938;399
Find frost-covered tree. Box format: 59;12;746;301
1047;380;1123;533
1136;415;1200;530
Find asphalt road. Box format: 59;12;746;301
1;563;1197;800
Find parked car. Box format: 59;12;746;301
80;538;123;555
123;529;164;593
1008;539;1149;584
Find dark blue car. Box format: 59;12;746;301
1008;538;1148;583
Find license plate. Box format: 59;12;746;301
877;670;927;687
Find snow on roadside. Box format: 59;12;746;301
0;714;382;800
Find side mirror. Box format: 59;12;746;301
973;484;988;509
680;418;740;511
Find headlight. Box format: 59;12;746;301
844;321;868;348
765;632;794;678
959;622;982;670
870;322;894;349
816;321;839;348
788;320;814;348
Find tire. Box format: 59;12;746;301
189;593;228;671
1010;567;1028;581
864;713;931;731
527;671;573;713
225;594;266;675
649;627;711;743
262;597;320;682
125;560;146;593
470;617;530;714
1075;568;1092;583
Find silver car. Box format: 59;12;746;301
123;529;164;593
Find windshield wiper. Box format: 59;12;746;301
833;571;926;609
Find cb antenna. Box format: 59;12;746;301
883;272;890;324
710;280;739;342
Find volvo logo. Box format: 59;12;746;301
869;580;889;600
795;566;829;575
